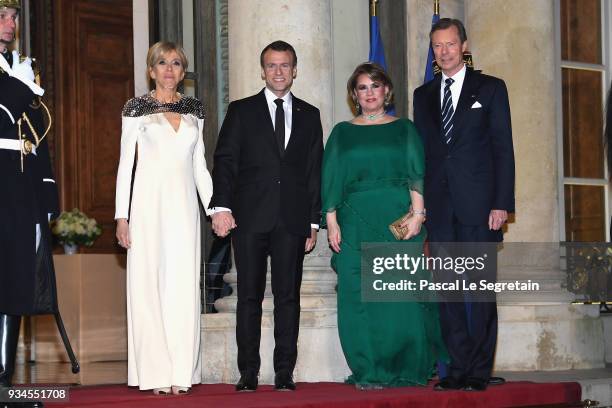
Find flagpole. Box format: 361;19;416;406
434;0;439;15
370;0;378;17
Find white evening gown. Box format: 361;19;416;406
115;97;212;390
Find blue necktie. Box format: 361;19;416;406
441;78;455;144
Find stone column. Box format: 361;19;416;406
465;0;604;371
228;0;334;135
201;0;350;385
465;0;558;243
132;0;150;96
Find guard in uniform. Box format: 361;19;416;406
0;0;60;395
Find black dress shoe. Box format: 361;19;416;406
274;373;296;391
488;376;505;386
463;377;488;391
433;376;464;391
235;373;258;392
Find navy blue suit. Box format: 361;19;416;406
413;68;515;381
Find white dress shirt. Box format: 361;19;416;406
264;87;292;147
440;64;467;111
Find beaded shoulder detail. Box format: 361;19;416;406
122;93;205;119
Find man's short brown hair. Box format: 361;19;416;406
260;40;297;68
430;18;467;43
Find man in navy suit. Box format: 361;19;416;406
210;41;323;392
413;18;515;391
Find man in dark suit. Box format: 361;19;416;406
413;18;515;392
210;40;323;392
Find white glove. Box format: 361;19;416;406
9;50;44;96
12;51;35;81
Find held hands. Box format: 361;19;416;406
116;219;131;249
399;212;425;240
9;50;44;96
212;211;237;237
488;209;508;231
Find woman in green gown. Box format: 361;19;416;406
322;63;447;389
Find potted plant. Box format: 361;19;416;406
51;208;102;254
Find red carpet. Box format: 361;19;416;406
50;381;581;408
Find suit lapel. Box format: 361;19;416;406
286;92;301;154
449;69;479;143
427;75;442;133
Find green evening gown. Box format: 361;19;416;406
321;119;448;387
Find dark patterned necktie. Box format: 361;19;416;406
274;98;285;154
1;50;12;67
441;78;455;144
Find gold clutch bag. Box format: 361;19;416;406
389;212;413;240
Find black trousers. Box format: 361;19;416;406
232;223;306;376
428;210;502;381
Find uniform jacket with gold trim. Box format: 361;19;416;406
0;65;60;315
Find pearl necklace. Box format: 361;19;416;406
362;110;386;121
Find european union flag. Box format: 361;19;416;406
369;10;394;114
424;12;440;83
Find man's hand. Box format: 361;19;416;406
11;51;35;82
212;211;236;237
10;50;44;96
305;228;317;253
488;209;508;230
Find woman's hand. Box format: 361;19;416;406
116;219;131;249
400;213;425;240
327;223;342;253
326;211;342;253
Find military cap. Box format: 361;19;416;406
0;0;20;10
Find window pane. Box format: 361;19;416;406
561;0;601;64
564;185;606;242
562;68;604;179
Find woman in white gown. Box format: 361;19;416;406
115;42;213;395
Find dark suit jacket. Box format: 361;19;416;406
413;69;515;230
210;89;323;237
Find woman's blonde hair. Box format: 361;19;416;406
146;42;189;86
